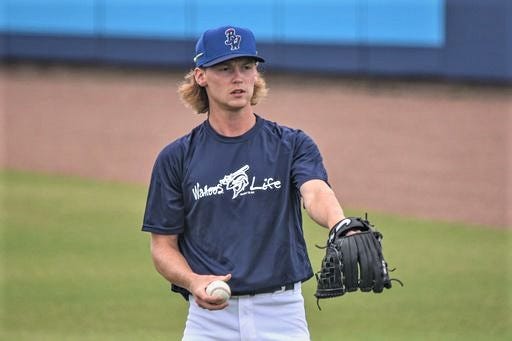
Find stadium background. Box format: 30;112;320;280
1;0;511;227
1;0;511;81
1;1;511;340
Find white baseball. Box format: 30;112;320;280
206;280;231;302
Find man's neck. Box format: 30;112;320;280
208;109;256;137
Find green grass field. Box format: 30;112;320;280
1;170;511;340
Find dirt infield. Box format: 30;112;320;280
2;63;511;228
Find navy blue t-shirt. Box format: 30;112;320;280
142;115;328;294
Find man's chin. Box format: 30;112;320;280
224;100;250;111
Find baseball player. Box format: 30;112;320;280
142;25;356;341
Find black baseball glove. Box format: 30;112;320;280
314;215;402;307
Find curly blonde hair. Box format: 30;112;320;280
178;68;268;114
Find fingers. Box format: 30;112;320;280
342;237;359;291
345;229;361;236
356;232;376;292
219;273;232;282
194;295;230;311
190;273;232;311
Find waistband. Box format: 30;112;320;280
232;283;295;296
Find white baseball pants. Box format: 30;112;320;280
182;282;310;341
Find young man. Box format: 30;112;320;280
142;25;351;340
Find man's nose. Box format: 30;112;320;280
232;67;244;81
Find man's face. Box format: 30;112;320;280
195;58;258;113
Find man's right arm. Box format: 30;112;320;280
149;233;231;310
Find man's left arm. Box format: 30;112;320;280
300;179;345;230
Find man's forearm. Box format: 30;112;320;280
150;234;197;291
301;179;345;229
306;189;345;229
149;233;232;310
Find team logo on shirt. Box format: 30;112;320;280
192;164;281;200
219;165;250;199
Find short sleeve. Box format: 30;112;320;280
291;130;328;189
141;145;185;235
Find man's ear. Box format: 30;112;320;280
194;68;207;87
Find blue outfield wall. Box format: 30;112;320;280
0;0;510;82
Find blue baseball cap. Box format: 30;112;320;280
193;25;265;67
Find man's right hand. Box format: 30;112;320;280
189;273;232;310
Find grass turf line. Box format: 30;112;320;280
1;170;511;340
